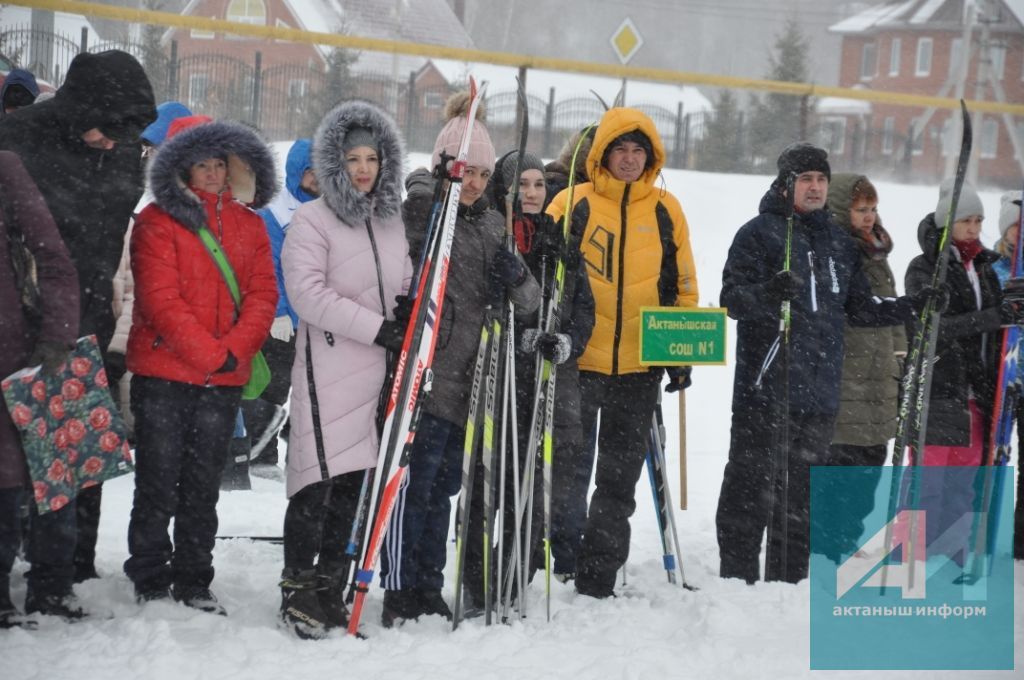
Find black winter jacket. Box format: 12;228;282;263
904;213;1003;447
721;181;910;415
0;51;156;353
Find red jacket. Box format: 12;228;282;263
127;187;278;386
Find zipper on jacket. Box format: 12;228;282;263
366;217;388;315
152;335;162;349
807;251;818;313
611;184;631;375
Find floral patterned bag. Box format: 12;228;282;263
2;335;134;514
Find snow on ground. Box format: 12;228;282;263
2;157;1021;680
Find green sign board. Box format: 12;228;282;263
638;307;728;366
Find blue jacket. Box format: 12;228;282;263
258;138;316;326
721;181;910;416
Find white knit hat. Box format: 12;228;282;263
935;178;984;223
999;190;1023;237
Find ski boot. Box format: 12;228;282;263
280;570;331;640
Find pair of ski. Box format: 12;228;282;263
343;78;489;636
450;77;533;628
878;101;972;589
962;178;1024;582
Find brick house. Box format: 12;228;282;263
162;0;473;139
828;0;1024;187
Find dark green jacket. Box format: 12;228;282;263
828;174;907;446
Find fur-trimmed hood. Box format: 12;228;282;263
148;120;277;232
313;100;405;226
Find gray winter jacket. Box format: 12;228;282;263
402;168;541;427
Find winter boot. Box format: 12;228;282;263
416;588;453;621
381;588;422;628
171;585;227;616
315;561;350;629
0;577;36;629
24;589;86;622
280;570;331;640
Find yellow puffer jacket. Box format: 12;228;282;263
547;107;698;376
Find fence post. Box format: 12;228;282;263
543;86;555;158
405;70;416;151
672;101;684;169
252;51;262;128
902;121;915;180
168;40;178;101
681;113;692;169
799;94;809;140
736;110;745;171
79;26;88;53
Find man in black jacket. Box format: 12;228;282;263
0;50;156;584
716;143;924;585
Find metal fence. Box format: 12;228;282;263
2;24;955;180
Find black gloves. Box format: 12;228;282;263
374;319;405;351
908;285;950;316
766;270;803;301
29;341;72;376
216;351;238;373
537;220;566;262
105;351;127;382
665;366;692;393
392;294;414;325
521;329;572;365
998;278;1024;325
490;248;527;289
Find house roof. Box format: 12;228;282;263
830;0;1024;33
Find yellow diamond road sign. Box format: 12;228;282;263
611;17;644;65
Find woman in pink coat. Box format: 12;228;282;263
279;100;411;639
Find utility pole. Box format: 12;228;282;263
946;0;976;178
969;0;994;184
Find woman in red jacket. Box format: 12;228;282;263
124;117;277;614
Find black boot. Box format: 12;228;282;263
280;570;331;640
381;588;422;628
315;562;350;629
24;589;86;621
171;585;227;616
0;576;36;629
416;588;453;621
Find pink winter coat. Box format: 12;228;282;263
281;101;412;497
283;199;411;497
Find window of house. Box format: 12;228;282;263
910;121;924;156
889;38;901;76
288;79;308;99
188;73;208;110
990;44;1006;80
980;118;999;159
882;116;895;155
226;0;265;38
227;0;266;23
861;42;877;80
1014;121;1024;160
423;91;444;109
191;17;215;39
915;37;933;77
940;117;956;157
819;117;847;155
949;38;963;79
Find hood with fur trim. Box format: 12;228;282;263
313;100;405;226
148;120;277;232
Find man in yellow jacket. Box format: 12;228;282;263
547;107;698;598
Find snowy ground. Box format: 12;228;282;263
2;157;1021;679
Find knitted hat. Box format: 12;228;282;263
935;178;984;224
430;91;495;173
498;151;545;192
776;142;831;182
999;190;1023;237
342;126;379;155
